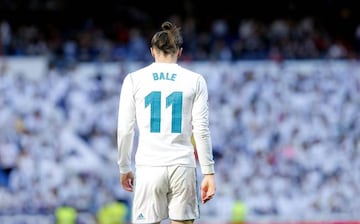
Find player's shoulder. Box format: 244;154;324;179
129;64;152;76
177;64;204;80
124;64;152;81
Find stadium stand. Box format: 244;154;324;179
1;1;360;223
1;58;360;223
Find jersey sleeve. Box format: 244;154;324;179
117;74;136;174
191;75;215;174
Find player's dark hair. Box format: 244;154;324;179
151;21;183;55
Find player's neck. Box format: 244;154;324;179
154;55;178;64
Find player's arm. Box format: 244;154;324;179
191;75;215;175
117;74;136;176
192;75;216;203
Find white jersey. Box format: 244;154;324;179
117;62;215;175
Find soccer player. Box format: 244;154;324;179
116;21;216;224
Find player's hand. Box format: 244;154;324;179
201;174;216;204
120;172;134;192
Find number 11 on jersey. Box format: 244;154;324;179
145;91;183;133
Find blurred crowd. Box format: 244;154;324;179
0;59;359;223
1;1;360;223
199;60;360;221
2;12;360;67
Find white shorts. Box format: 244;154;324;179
132;165;200;223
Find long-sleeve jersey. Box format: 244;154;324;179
117;62;215;175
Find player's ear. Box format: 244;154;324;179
150;47;154;57
177;48;183;58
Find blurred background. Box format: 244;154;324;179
0;0;360;223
